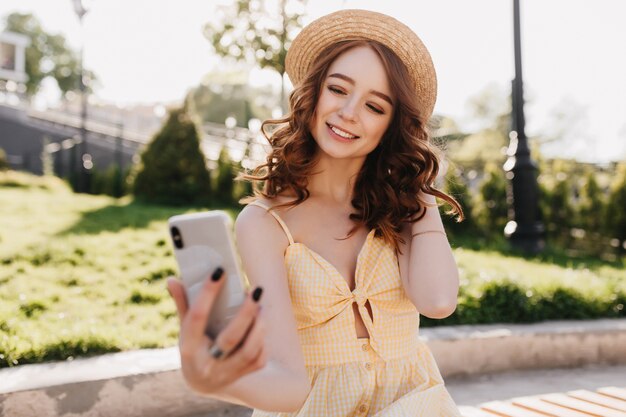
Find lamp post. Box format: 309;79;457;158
72;0;92;193
503;0;545;254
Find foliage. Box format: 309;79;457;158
422;279;624;327
131;106;212;206
577;169;605;234
445;130;507;172
202;0;307;109
188;81;273;128
544;172;576;243
473;162;509;237
213;148;237;206
0;147;8;171
605;163;626;252
444;84;510;172
89;165;131;198
2;12;95;97
0;172;624;366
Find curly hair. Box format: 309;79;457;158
239;40;463;252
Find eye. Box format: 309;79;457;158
367;104;384;114
328;86;346;95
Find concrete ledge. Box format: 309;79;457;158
1;318;625;417
424;318;626;377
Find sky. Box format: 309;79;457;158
1;0;625;163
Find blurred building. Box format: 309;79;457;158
0;31;30;103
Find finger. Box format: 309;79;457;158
211;319;267;384
225;338;268;380
207;345;266;389
181;267;227;347
225;310;266;365
166;277;188;323
212;287;263;355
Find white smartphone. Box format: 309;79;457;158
168;211;248;339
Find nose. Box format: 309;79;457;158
339;99;358;122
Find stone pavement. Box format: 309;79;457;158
446;363;626;407
189;364;626;416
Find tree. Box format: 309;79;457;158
544;172;576;243
188;74;275;127
445;84;510;172
473;162;509;237
2;12;93;97
577;169;605;234
202;0;308;112
0;147;9;171
131;106;212;206
213;148;237;206
605;163;626;254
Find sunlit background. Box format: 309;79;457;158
2;0;625;163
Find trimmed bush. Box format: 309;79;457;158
422;280;626;327
90;165;130;197
132;106;212;206
213;148;236;206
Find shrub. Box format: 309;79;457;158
0;147;8;171
131;106;212;206
577;170;605;233
605;163;626;253
90;165;130;197
213;148;236;206
421;281;626;328
544;174;576;243
473;162;509;237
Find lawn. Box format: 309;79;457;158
0;171;624;367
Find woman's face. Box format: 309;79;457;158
309;46;395;161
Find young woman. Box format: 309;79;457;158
167;9;464;416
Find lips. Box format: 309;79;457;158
326;122;360;139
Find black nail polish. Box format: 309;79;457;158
211;267;224;281
252;287;263;302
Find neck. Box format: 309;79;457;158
307;154;365;206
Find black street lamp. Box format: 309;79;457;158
71;0;92;193
503;0;545;254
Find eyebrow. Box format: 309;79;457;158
327;73;394;106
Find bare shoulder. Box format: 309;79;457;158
236;193;298;242
235;199;289;251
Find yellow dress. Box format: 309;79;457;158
249;201;462;417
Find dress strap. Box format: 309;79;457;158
248;200;295;245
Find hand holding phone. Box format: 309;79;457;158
166;210;268;394
168;211;247;339
166;272;267;395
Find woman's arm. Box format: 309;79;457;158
213;204;310;410
397;192;460;319
167;204;310;412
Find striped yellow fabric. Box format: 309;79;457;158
249;201;462;416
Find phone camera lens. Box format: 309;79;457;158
170;226;184;249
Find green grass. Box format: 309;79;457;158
0;171;237;367
0;170;624;367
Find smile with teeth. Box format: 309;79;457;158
327;123;359;139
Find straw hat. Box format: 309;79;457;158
285;9;438;119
